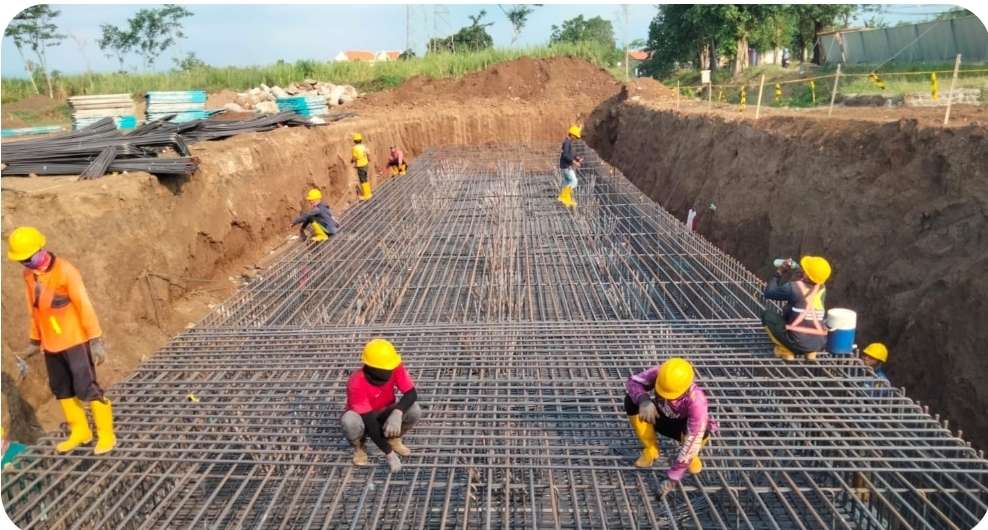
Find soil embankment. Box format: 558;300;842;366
586;86;988;451
1;57;621;442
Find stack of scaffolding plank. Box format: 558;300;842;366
68;94;137;130
276;95;329;117
145;90;208;123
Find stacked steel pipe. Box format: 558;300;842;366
1;111;346;179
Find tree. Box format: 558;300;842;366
398;49;416;60
427;9;494;53
789;5;856;64
550;15;616;49
4;6;65;98
173;51;206;72
98;24;135;71
99;4;193;70
640;5;729;77
499;5;535;45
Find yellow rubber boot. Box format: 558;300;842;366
311;222;329;242
629;415;660;468
360;182;373;201
55;398;93;453
557;186;567;204
689;457;703;474
563;186;577;207
91;399;117;455
765;327;795;361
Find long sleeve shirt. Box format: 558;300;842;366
559;138;575;169
292;202;338;236
24;255;102;353
627;367;714;481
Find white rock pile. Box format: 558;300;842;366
225;79;359;113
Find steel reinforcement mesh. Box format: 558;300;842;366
2;144;986;529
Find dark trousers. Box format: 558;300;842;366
761;307;823;354
45;342;104;401
624;395;704;441
357;167;369;184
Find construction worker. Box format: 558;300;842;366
856;342;891;386
557;125;583;207
291;188;339;242
386;146;408;177
762;256;831;361
625;357;713;497
7;226;116;455
342;338;422;473
352;133;372;200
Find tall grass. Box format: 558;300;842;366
1;43;617;104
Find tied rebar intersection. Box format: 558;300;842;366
2;144;986;529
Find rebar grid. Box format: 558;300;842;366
2;144;985;529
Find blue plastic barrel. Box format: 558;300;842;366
825;308;856;355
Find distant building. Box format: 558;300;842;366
334;50;376;62
626;50;649;77
376;50;402;62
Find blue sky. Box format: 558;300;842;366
1;4;965;78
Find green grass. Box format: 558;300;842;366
1;43;617;104
662;60;987;106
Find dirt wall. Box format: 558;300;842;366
585;88;988;451
1;101;598;442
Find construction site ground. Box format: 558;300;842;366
1;57;987;527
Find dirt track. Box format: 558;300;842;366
586;84;988;451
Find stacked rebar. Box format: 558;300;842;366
1;143;985;529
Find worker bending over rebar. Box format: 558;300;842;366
624;357;714;497
761;255;831;361
557;125;583;207
291;188;339;242
8;227;117;456
342;339;421;473
386;145;408;176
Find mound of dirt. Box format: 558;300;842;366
359;56;620;108
626;78;676;100
1;94;68;129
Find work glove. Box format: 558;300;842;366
638;399;658;425
16;343;41;381
383;409;403;438
386;451;402;473
90;339;108;366
657;479;677;499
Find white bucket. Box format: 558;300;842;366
826;308;857;330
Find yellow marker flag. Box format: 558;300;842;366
810;80;816;104
868;72;886;91
774;83;782;104
718;88;726;102
931;72;939;101
739;86;747;112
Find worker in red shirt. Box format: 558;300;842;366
386;146;408;176
342;338;421;472
7;226;116;455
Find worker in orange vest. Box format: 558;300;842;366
7;226;116;455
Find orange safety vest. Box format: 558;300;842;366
785;280;827;336
23;257;102;353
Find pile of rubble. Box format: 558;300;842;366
225;80;359;114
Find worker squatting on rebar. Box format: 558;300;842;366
761;255;832;362
352;133;373;201
8;226;117;456
557;125;583;208
342;339;422;473
291;188;340;242
386;146;408;177
624;357;715;498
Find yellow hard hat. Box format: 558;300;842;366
7;226;46;262
306;188;322;201
862;342;888;363
352;133;363;142
567;125;581;139
800;255;832;285
655;357;695;400
362;338;401;370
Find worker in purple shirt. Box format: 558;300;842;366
624;357;715;497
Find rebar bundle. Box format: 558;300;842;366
2;143;985;529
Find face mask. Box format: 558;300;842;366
22;250;48;270
363;365;393;386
